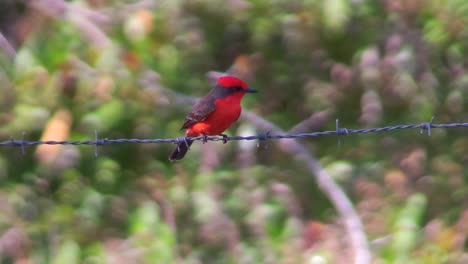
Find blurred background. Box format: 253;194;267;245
0;0;468;263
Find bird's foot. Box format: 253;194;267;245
202;135;208;144
220;134;229;144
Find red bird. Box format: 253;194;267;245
169;76;257;161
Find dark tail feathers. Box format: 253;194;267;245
169;139;194;161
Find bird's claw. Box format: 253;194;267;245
202;135;208;144
220;134;229;144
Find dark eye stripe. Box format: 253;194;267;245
211;85;245;99
226;86;243;94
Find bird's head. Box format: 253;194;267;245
217;76;257;94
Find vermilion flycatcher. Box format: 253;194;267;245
169;76;257;161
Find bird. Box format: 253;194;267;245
169;76;257;161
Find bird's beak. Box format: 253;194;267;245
245;88;258;93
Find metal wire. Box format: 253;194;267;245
1;120;467;152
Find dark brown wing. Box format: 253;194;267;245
180;85;238;129
180;95;217;129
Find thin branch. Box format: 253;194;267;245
0;33;16;60
288;110;334;134
65;13;111;48
30;0;111;48
103;0;157;20
241;111;371;264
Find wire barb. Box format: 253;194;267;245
95;130;100;157
420;117;434;136
335;119;349;146
21;132;26;155
256;131;270;149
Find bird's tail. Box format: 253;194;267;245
169;139;194;161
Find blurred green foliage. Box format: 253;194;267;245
0;0;468;263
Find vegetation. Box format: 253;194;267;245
0;0;467;263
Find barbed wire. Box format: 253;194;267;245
1;119;468;156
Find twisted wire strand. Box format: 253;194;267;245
1;121;467;148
